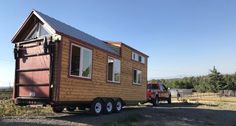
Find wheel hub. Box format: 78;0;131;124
95;102;102;113
116;102;122;111
106;102;113;112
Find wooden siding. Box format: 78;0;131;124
58;36;147;102
52;42;60;101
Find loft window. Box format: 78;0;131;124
25;23;50;40
70;44;92;78
133;69;142;84
108;57;121;83
132;52;145;64
141;56;145;64
138;55;142;62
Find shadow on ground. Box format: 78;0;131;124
0;122;53;126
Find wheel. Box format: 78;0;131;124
90;99;103;115
66;106;76;112
168;95;172;104
103;99;113;114
113;99;123;113
152;96;159;106
52;106;64;113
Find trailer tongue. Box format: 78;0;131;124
14;37;55;106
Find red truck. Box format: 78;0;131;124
146;81;172;106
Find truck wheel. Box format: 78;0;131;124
114;99;123;113
52;106;64;113
90;99;103;115
153;96;159;106
66;106;76;112
168;96;172;104
103;99;113;114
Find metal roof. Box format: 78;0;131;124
34;10;119;55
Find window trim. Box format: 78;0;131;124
107;56;121;84
133;69;142;85
69;43;93;79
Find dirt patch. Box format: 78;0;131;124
0;103;236;126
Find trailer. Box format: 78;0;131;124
11;10;148;115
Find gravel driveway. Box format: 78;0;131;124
1;103;236;126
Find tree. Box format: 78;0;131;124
208;66;226;92
224;73;236;90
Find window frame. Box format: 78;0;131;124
107;56;121;84
133;69;142;85
69;43;93;79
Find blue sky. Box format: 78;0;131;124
0;0;236;87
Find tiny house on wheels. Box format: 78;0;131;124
12;10;148;115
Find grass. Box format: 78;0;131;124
179;94;236;110
0;99;53;117
104;114;143;126
0;91;12;100
195;101;236;110
0;91;53;117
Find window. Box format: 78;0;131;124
70;44;92;78
25;23;50;40
138;56;141;62
108;57;121;83
132;52;138;61
133;69;142;84
132;52;145;64
160;84;168;91
141;56;145;64
147;84;152;89
147;84;159;89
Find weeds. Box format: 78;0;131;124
0;99;53;117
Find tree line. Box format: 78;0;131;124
156;67;236;93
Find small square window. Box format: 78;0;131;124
132;52;145;64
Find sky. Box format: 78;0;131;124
0;0;236;87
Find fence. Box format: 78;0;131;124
170;89;193;97
219;90;236;97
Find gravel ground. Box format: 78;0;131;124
1;103;236;126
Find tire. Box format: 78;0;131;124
90;99;103;115
152;96;159;106
103;99;113;114
66;106;76;112
168;95;172;104
113;99;123;113
52;106;64;113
